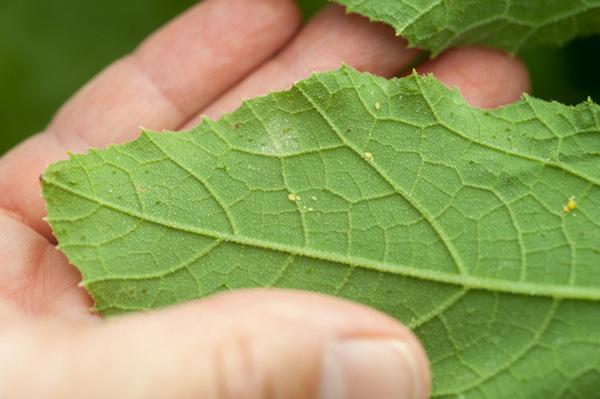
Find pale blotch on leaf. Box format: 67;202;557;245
375;102;381;111
364;152;374;162
288;193;298;202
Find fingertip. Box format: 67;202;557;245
167;289;432;399
228;0;301;44
133;0;303;115
84;289;431;398
267;0;303;31
417;46;531;108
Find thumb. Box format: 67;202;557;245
6;290;431;399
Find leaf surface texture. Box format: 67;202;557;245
43;67;600;397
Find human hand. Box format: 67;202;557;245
0;1;529;397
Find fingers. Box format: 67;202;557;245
417;46;530;108
50;0;301;149
188;5;418;124
3;291;431;399
0;211;93;319
0;0;301;236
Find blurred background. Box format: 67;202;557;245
1;0;599;155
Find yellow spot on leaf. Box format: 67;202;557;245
375;102;381;110
364;152;374;162
288;194;298;202
563;196;577;213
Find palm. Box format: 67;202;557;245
0;1;528;321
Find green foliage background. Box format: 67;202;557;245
1;0;599;155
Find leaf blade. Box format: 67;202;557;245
43;67;600;397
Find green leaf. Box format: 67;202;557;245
43;66;600;397
333;0;600;54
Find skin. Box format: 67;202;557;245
0;1;530;397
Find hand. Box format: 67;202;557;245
0;1;529;397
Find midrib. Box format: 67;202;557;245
46;178;600;302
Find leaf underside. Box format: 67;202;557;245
334;0;600;54
43;67;600;398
